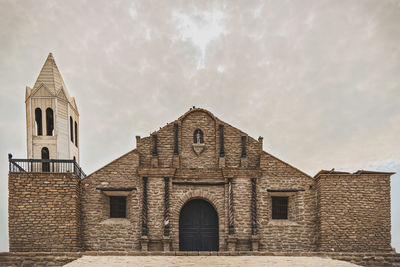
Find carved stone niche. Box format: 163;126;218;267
250;235;260;251
192;143;205;155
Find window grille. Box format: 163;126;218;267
110;196;126;218
272;196;288;219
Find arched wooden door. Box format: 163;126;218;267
179;199;219;251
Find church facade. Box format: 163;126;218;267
8;54;395;253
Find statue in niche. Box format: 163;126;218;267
196;131;201;144
192;129;204;155
193;129;204;144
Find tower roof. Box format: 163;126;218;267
28;53;78;113
33;53;67;95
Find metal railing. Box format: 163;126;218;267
8;154;86;179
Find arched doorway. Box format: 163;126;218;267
179;199;219;251
41;147;50;172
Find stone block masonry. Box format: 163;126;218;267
7;108;396;256
8;172;81;252
316;172;392;252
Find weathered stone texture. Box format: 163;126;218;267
258;152;316;251
8;173;81;252
316;173;392;252
0;252;81;267
80;151;141;251
8;108;395;255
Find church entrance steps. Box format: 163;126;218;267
0;251;399;266
64;255;360;267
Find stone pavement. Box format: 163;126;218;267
64;256;361;267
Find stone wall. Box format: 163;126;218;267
0;252;81;267
316;173;392;252
258;152;317;251
79;109;319;252
81;150;141;251
9;108;394;254
8;172;81;252
136;109;261;169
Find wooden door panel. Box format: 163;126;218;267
179;199;219;251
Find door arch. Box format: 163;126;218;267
179;199;219;251
41;147;49;172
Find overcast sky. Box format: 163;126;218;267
0;0;399;252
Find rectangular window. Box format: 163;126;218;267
272;196;288;219
110;196;126;218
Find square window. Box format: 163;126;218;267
272;196;288;219
110;196;126;218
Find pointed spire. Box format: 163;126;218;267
33;52;67;95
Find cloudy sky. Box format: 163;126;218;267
0;0;399;252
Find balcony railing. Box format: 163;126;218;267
8;154;86;179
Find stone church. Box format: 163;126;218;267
8;53;395;254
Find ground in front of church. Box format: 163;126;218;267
64;255;360;266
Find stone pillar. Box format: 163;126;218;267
152;134;158;156
228;178;235;235
141;177;148;236
251;178;257;235
227;237;237;252
140;176;149;251
140;236;149;252
251;235;260;251
162;236;171;252
173;155;180;168
164;177;170;237
240;157;248;167
241;136;247;158
219;124;225;157
151;156;159;167
219;156;225;168
173;123;178;155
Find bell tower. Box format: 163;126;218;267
25;53;80;163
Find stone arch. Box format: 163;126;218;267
171;189;225;251
173;189;222;219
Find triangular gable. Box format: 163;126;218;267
70;97;79;114
56;87;68;101
31;83;54;97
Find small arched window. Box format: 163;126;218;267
74;121;78;147
41;147;49;172
46;108;54;136
193;129;204;144
70;116;74;142
35;108;42;136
